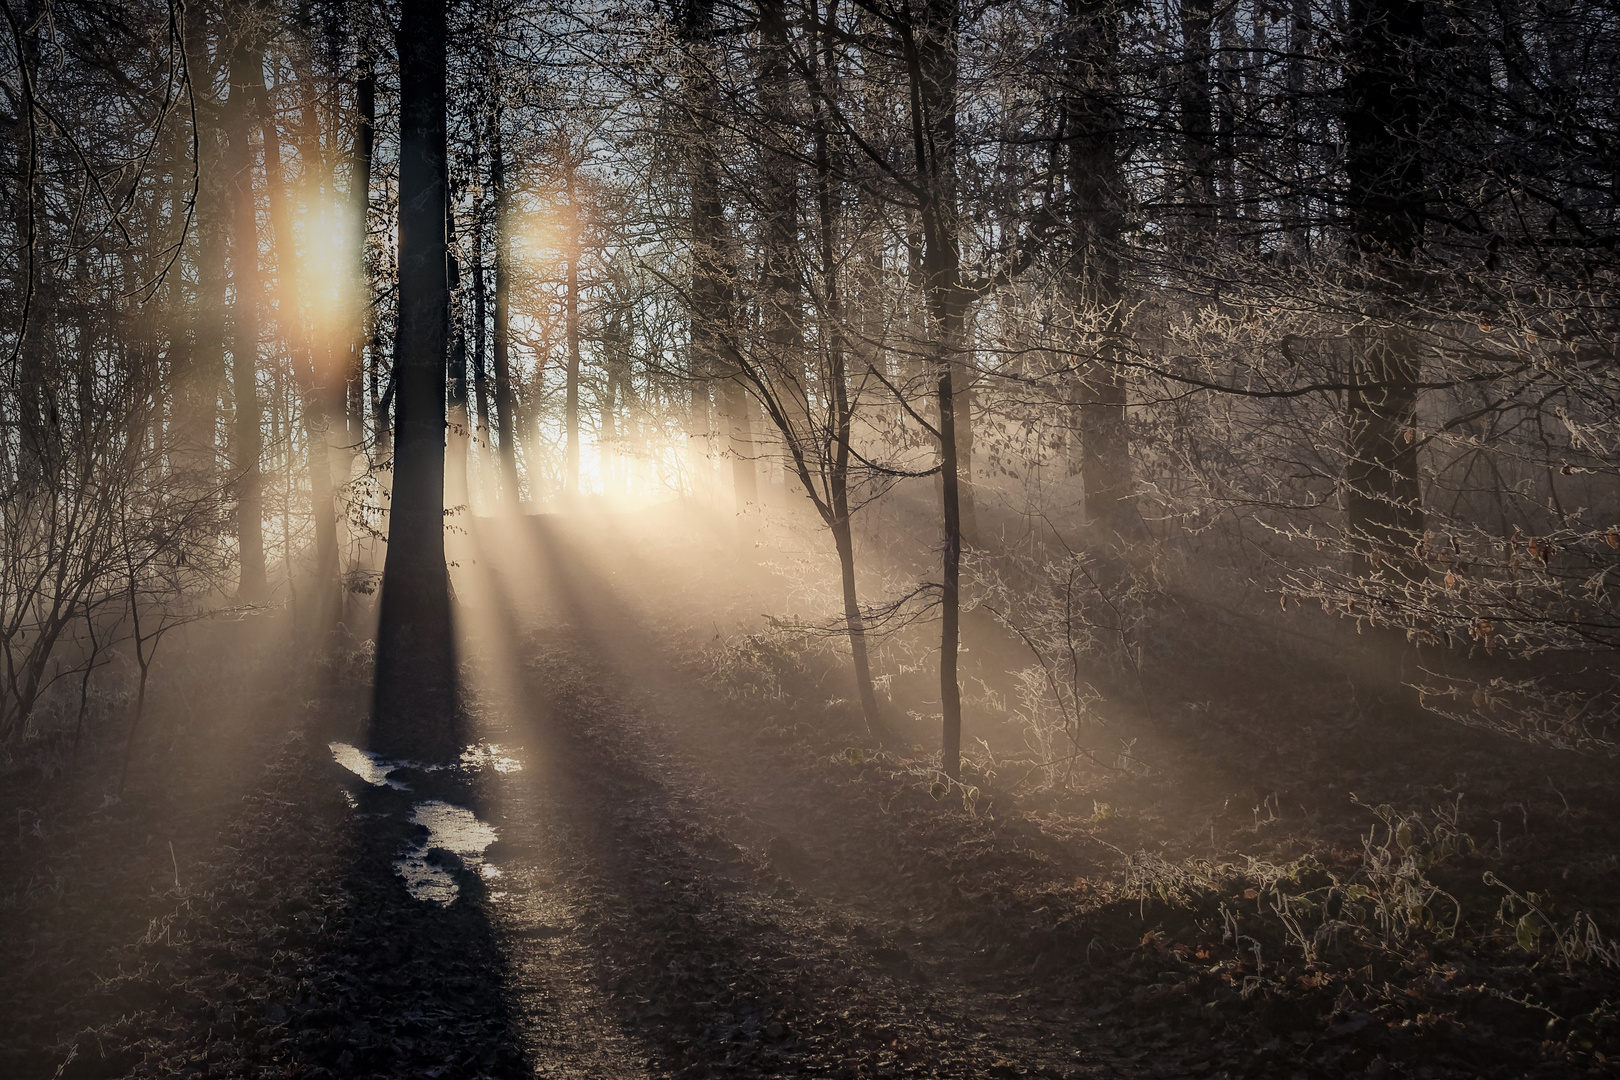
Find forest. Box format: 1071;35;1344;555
1;0;1618;1075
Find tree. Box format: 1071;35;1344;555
373;0;457;758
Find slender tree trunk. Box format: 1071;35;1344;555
447;194;471;511
178;0;225;494
809;5;882;732
374;0;456;757
1179;0;1214;238
471;196;492;484
259;63;340;619
1282;0;1310;263
563;169;582;497
490;122;520;504
353;50;377;453
1215;1;1239;230
223;35;266;602
905;0;966;777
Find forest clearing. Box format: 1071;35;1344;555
2;0;1619;1076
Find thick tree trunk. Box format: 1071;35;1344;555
1215;1;1239;229
1065;0;1143;547
374;0;456;758
1344;0;1425;576
223;36;266;602
685;0;755;525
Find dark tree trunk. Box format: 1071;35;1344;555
352;50;377;451
1344;0;1425;576
491;122;521;504
757;0;806;452
223;34;267;602
373;0;456;758
472;193;492;464
811;10;882;733
177;0;225;493
905;0;966;777
685;0;756;523
1178;0;1214;234
1065;0;1143;547
448;193;471;511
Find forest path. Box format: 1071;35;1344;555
452;508;1121;1079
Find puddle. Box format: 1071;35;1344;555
329;742;410;789
461;742;523;773
392;800;499;906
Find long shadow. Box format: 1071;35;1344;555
277;769;530;1080
460;511;939;1077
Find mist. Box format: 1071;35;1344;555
3;0;1620;1076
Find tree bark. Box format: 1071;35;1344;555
1344;0;1425;576
374;0;456;757
1178;0;1214;236
447;192;471;511
684;0;756;525
352;50;377;453
222;32;266;602
904;0;966;777
1065;0;1143;547
563;167;582;497
490;120;521;504
258;62;340;621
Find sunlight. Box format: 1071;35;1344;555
512;209;568;264
295;197;358;335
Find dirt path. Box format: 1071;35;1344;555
12;506;1617;1078
454;513;1147;1079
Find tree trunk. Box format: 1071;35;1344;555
447;193;471;511
471;191;492;489
374;0;456;758
1178;0;1214;236
564;169;582;498
1344;0;1425;576
353;50;377;454
906;0;966;778
259;63;340;621
811;12;883;733
177;0;226;495
685;0;756;526
223;33;266;602
491;122;521;504
1066;0;1143;547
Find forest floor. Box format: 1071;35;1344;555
4;502;1620;1080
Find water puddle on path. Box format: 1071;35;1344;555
328;742;410;789
393;800;500;905
461;742;524;773
330;740;517;906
